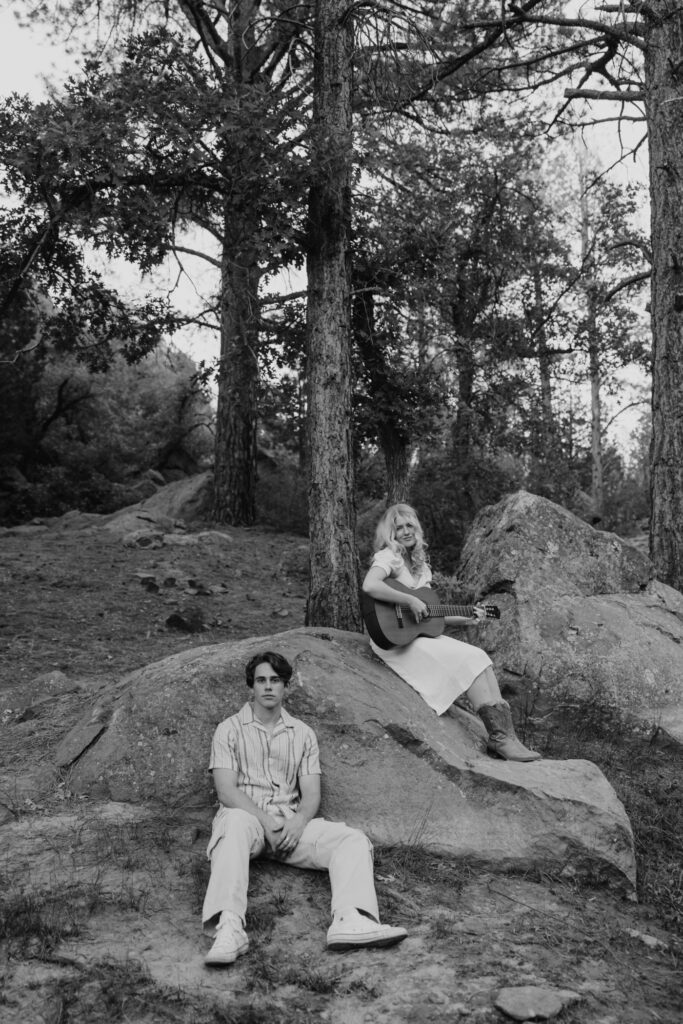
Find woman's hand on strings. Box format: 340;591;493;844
406;596;429;622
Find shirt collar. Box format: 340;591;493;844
239;701;296;730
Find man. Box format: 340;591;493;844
202;650;407;966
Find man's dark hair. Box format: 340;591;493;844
245;651;293;688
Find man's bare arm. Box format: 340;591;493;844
275;773;321;854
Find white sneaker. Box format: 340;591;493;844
205;920;249;966
327;911;407;951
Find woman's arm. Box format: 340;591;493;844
444;605;486;627
361;565;429;620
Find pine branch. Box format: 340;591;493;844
603;269;651;301
564;87;645;101
171;244;222;268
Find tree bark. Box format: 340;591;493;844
532;262;555;449
210;2;264;526
305;0;361;628
353;286;412;503
645;5;683;589
212;200;260;525
579;178;604;522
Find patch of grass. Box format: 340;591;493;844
0;889;84;958
375;844;471;908
51;958;314;1024
280;958;341;993
343;977;382;1000
180;853;210;913
245;903;278;937
538;697;683;936
270;887;291;915
242;945;284;992
429;912;460;941
0;880;155;960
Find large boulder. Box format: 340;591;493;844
100;473;213;537
60;628;635;889
459;490;683;742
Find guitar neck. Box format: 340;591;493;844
424;603;474;619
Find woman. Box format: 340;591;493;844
362;503;540;762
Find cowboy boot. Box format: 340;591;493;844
477;702;541;762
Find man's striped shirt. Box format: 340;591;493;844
209;702;321;816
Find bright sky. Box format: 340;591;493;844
0;8;73;96
0;5;649;450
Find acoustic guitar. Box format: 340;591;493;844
362;578;500;650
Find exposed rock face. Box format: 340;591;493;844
61;628;635;889
100;473;213;538
459;491;683;743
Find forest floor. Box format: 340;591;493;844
0;515;682;1024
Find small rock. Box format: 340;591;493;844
134;571;157;583
163;534;198;547
15;706;38;722
197;530;233;545
186;578;210;593
494;986;581;1021
626;928;668;950
165;605;206;633
273;608;290;618
123;530;164;549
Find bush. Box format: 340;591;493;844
18;465;121;518
255;457;308;535
537;698;683;935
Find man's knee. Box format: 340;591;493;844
349;826;373;852
334;823;373;857
208;807;263;859
224;807;260;828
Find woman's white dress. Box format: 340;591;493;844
368;548;492;715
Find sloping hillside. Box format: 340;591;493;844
0;514;681;1024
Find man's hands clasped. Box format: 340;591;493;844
264;813;307;858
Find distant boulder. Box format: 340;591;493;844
97;473;213;539
459;491;683;743
60;627;635;889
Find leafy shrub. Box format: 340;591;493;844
22;465;121;517
537;698;683;935
255;456;308;535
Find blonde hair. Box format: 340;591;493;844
373;503;429;574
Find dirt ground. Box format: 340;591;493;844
1;518;682;1024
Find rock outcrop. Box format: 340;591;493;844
459;490;683;743
59;628;635;889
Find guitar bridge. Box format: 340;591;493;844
394;605;404;629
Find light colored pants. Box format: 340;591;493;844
202;807;380;932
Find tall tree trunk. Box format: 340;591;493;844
353;286;412;503
646;5;683;589
213;203;260;525
209;4;264;526
305;0;361;629
532;262;555;448
579;178;604;522
588;327;604;520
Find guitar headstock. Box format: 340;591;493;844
479;604;501;620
